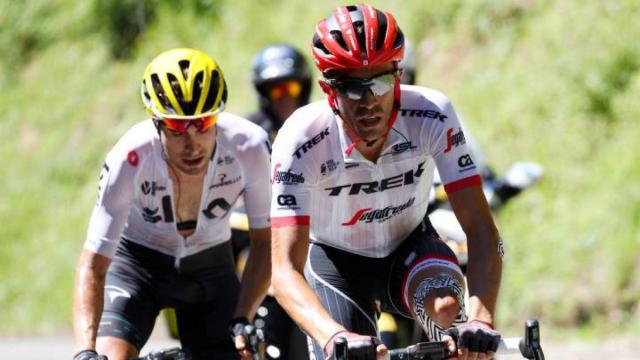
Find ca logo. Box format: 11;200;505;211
458;154;474;167
277;195;297;206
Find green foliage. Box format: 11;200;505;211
0;0;639;337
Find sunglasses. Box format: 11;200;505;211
328;70;399;101
268;80;302;100
159;114;217;135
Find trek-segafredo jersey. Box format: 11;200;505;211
85;114;271;261
270;85;481;258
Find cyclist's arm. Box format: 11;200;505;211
271;224;346;347
73;250;111;353
448;186;502;324
233;226;271;319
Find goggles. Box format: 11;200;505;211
159;114;217;134
268;80;302;100
328;70;399;101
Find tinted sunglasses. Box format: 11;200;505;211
328;70;399;101
268;80;302;100
159;114;217;134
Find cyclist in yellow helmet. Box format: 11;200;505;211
72;48;272;360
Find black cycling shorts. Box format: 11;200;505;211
303;218;460;359
99;239;240;359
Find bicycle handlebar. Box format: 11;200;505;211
334;319;545;360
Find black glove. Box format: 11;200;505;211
228;316;250;339
73;350;108;360
446;320;501;353
331;335;379;360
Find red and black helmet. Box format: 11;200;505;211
311;4;405;74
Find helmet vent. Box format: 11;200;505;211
330;30;349;52
178;60;191;79
150;74;175;113
202;70;220;112
376;10;388;50
393;30;405;49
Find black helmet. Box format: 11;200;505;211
251;44;312;109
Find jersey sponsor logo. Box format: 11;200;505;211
342;197;415;226
142;207;162;223
209;173;242;189
345;162;360;169
293;127;330;159
105;285;131;304
96;163;110;205
444;128;466;153
216;155;235;166
272;163;305;184
277;194;297;206
325;161;425;196
320;159;339;176
400;109;448;122
140;181;166;196
457;154;476;172
127;150;139;166
142;196;174;223
202;197;232;219
391;141;417;155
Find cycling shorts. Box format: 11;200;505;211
99;239;240;359
303;218;461;359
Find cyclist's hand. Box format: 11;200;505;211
73;350;108;360
444;320;501;360
228;317;253;360
324;330;388;360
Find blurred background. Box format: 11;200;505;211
1;0;639;351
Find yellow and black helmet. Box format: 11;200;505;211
141;48;228;119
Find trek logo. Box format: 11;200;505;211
140;181;166;196
142;207;162;223
458;154;476;172
320;159;339;176
202;197;232;219
293;127;330;159
216;155;235;166
342;197;415;226
444;128;466;153
272;163;305;184
400;109;448;122
277;195;297;206
325;161;425;196
209;173;241;189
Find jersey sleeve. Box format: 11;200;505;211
270;126;315;228
425;94;482;193
241;131;272;229
84;148;136;258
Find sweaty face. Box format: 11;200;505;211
160;124;216;176
330;63;397;143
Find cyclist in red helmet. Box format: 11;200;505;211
270;4;503;360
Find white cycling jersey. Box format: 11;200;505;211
85;114;271;263
270;85;481;258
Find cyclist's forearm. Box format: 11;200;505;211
73;250;110;352
73;260;106;352
466;227;502;323
234;230;271;318
272;267;344;346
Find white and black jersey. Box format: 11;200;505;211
271;85;481;258
85;114;272;263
